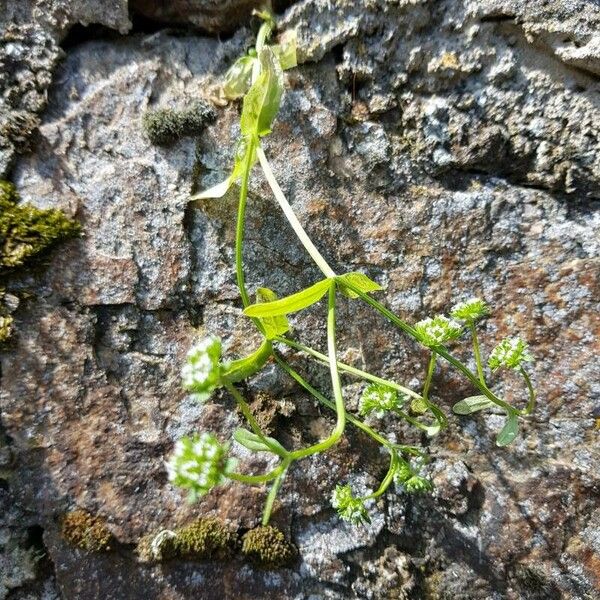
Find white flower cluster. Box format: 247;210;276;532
488;337;533;371
330;484;370;525
359;383;406;417
414;315;463;347
181;336;222;402
166;433;230;501
450;297;489;322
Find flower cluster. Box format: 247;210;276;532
359;383;406;416
450;297;489;322
394;461;432;493
488;337;533;371
330;484;370;525
414;315;463;347
181;336;222;402
166;433;232;501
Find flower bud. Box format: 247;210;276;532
330;484;371;525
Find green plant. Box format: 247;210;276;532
165;10;537;528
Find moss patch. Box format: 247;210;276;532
241;526;296;568
61;510;112;552
0;180;80;273
137;517;237;563
142;101;215;146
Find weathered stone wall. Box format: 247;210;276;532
1;1;599;598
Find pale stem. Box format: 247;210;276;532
257;146;336;278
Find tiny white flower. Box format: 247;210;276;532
450;297;489;322
488;337;533;371
181;336;222;401
414;315;463;347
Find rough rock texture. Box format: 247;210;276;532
1;0;599;598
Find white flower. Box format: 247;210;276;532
450;297;489;322
488;337;533;371
359;383;406;416
414;315;463;347
181;336;222;401
166;433;231;501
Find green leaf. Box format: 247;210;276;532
244;278;333;318
272;30;297;71
221;338;272;383
223;55;256;100
256;287;290;339
336;272;383;298
453;395;495;415
240;46;283;138
233;428;287;455
496;413;519;447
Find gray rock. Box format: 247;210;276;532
1;0;599;598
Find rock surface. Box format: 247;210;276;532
1;0;599;598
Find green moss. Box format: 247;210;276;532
241;526;296;568
142;101;215;146
0;314;13;343
0;180;80;273
173;517;237;560
61;510;112;552
136;518;237;563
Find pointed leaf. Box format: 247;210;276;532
233;428;287;455
496;413;519;447
221;338;272;383
190;137;256;201
190;177;232;200
453;395;495;415
336;272;384;298
240;46;283;138
256;287;290;339
244;278;333;318
223;55;256;100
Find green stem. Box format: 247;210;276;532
275;335;422;400
226;463;284;484
262;458;291;525
342;282;515;414
273;353;423;457
363;450;397;500
236;137;258;309
288;285;345;460
422;354;437;401
469;322;486;385
223;381;288;458
519;368;536;415
277;335;444;433
257;146;336;278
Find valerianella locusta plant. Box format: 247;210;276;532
159;9;538;531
